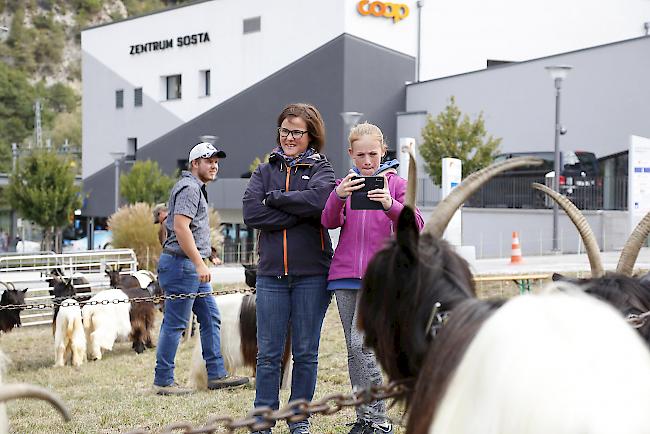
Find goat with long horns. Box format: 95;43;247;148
533;182;650;344
357;157;650;434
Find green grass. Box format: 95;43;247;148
2;277;539;433
2;292;407;433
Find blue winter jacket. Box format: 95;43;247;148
242;151;336;276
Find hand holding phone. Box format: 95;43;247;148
335;172;366;199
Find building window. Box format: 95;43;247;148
165;74;182;100
115;89;124;108
126;137;137;161
199;70;210;97
134;87;143;107
177;159;188;172
243;16;261;34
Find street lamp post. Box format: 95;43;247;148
416;0;424;82
545;65;572;253
340;112;363;172
109;151;125;213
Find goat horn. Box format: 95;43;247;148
0;383;71;422
0;282;9;291
423;157;543;237
402;142;418;209
532;183;604;277
7;282;15;290
617;211;650;275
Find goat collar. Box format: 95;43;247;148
425;302;450;340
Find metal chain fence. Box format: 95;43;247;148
123;380;412;434
0;287;255;311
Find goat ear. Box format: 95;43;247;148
396;207;420;259
21;288;27;293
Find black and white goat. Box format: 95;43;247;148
533;182;650;344
357;158;650;434
190;269;292;390
424;290;650;434
105;268;161;353
49;278;86;367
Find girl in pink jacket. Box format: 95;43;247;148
321;123;424;434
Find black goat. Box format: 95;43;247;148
0;283;27;333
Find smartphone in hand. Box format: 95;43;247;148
350;176;385;210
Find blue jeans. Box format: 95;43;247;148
154;253;227;386
254;274;331;426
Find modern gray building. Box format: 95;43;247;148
83;32;414;219
398;36;650;208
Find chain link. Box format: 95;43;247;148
0;287;255;311
123;379;412;434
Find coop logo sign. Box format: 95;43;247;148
129;32;210;55
357;0;409;23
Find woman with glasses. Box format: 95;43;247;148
243;103;335;434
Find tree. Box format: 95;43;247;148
249;153;269;173
6;149;81;251
419;97;502;186
0;62;36;150
120;159;175;205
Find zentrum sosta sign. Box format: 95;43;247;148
357;0;409;23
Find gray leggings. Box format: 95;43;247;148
335;289;387;423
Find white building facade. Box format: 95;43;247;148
81;0;650;180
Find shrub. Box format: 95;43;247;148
108;203;160;272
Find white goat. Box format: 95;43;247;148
53;299;86;367
190;293;292;390
82;289;131;360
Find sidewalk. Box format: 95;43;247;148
213;247;650;284
471;247;650;276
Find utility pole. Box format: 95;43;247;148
34;99;42;148
416;0;424;82
9;143;18;251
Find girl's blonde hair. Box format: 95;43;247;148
348;122;388;151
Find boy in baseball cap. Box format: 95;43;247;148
188;142;226;162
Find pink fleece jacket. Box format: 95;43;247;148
321;170;424;281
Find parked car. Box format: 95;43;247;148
62;230;113;252
14;240;41;253
490;151;602;209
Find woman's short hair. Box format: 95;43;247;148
348;122;387;151
276;103;326;153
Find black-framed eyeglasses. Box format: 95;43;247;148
278;127;308;140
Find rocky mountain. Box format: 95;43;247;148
0;0;190;171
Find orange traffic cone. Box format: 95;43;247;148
510;231;523;264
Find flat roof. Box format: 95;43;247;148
408;35;650;87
